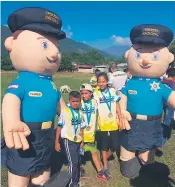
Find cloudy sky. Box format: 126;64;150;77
2;1;175;50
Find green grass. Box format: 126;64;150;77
1;72;175;187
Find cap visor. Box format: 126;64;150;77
133;36;167;46
58;30;66;40
19;23;66;40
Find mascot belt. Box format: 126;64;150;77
130;113;162;121
25;121;54;130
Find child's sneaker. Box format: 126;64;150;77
96;170;108;181
104;169;112;180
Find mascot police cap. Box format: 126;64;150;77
130;24;174;47
8;7;66;40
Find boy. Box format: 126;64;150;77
55;91;86;187
80;84;107;181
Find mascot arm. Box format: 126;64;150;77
167;91;175;109
119;93;132;130
57;97;67;116
2;94;31;150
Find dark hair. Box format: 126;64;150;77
124;68;128;73
108;67;112;73
69;91;81;100
95;69;100;73
97;72;109;82
167;68;175;77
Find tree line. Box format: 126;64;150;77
1;51;126;71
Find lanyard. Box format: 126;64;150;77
100;88;112;112
84;100;92;125
69;107;80;136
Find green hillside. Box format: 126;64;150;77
1;26;114;59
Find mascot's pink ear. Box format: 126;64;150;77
4;36;14;53
125;50;129;59
169;52;174;64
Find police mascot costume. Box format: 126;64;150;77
119;24;175;178
2;7;70;187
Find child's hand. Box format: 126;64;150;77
80;141;84;149
55;142;61;152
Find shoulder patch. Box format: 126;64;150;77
51;81;57;91
8;84;19;89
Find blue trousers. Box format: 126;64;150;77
63;139;81;187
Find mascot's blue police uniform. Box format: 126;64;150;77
121;24;174;152
1;8;70;185
6;72;61;175
119;24;174;179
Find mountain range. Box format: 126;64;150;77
1;26;127;58
104;45;130;58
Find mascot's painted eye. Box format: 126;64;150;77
42;41;48;49
152;53;159;61
135;51;141;59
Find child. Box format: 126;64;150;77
89;69;101;90
55;91;86;187
94;72;124;180
162;68;175;143
80;83;107;181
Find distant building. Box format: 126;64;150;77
94;65;109;73
75;64;95;73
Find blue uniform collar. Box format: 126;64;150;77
132;76;160;81
19;71;52;80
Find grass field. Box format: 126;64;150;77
1;72;175;187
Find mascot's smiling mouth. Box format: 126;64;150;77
46;57;57;63
140;64;152;69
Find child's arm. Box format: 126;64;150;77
55;112;65;152
57;95;67;116
116;102;125;131
55;126;62;152
80;115;87;148
114;90;125;130
80;129;84;149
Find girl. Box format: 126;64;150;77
94;72;124;180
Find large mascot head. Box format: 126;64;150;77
125;24;174;78
4;7;66;75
